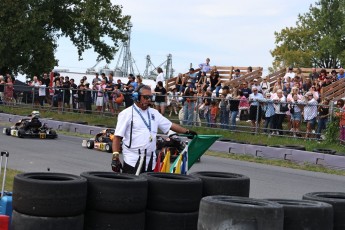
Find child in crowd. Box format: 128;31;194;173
210;100;219;127
168;86;179;116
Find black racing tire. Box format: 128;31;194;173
303;192;345;230
84;210;145;230
86;140;94;149
11;210;84;230
198;196;284;230
146;209;198;230
282;145;306;151
49;130;57;139
140;172;202;212
267;199;333;230
105;142;112;153
80;171;147;213
13;172;87;217
18;128;25;138
312;148;337;155
5;128;10;135
190;171;250;197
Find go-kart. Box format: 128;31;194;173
82;128;115;153
3;117;58;139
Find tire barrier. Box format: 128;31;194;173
267;199;333;230
282;145;306;151
11;210;84;230
140;172;202;230
80;172;147;213
12;172;87;217
312;148;337;155
190;171;250;197
84;210;145;230
12;172;87;230
81;172;147;230
198;196;284;230
303;192;345;230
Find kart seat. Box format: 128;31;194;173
26;117;42;130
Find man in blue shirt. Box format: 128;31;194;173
189;68;197;89
198;58;211;73
248;86;264;133
337;68;345;80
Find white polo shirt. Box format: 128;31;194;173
115;103;172;170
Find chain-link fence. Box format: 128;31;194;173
1;83;345;144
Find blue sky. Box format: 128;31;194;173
54;0;317;76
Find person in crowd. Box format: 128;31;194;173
183;80;197;125
295;68;305;82
282;81;292;97
289;93;303;137
62;76;71;111
197;71;208;92
252;79;261;93
303;78;313;92
262;92;275;134
229;88;240;130
70;79;78;112
202;91;212;126
330;70;337;82
287;87;303;133
116;79;123;90
232;69;241;80
31;76;40;107
247;66;253;74
198;58;211;73
321;75;332;88
112;85;123;115
77;82;85;113
167;86;179;117
37;80;46;108
209;100;219;128
303;91;318;139
136;75;144;90
94;79;107;114
309;68;319;81
335;99;345;143
308;85;320;102
272;89;287;135
175;73;184;93
284;67;295;83
248;86;264;133
105;80;115;114
112;85;197;174
260;76;270;95
337;68;345;80
240;81;252;98
219;86;231;129
209;66;221;97
84;83;93;114
82;76;89;85
316;97;330;139
154;81;167;115
52;78;64;112
42;73;51;104
0;75;5;103
4;77;14;105
108;72;115;84
238;90;250;120
92;73;101;103
318;69;327;81
156;67;165;84
188;68;198;89
274;77;284;90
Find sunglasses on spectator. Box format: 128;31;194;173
142;95;153;100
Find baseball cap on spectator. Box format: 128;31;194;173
288;66;293;70
252;86;258;91
222;86;230;90
235;69;240;73
266;92;271;96
189;68;195;72
253;79;258;82
305;92;313;97
262;76;267;80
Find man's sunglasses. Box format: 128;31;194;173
142;95;153;100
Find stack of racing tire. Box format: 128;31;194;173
80;171;147;230
140;172;202;230
11;172;87;230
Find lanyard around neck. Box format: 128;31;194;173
133;105;151;132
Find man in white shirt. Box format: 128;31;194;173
284;67;295;83
156;67;165;85
112;85;197;174
303;91;318;138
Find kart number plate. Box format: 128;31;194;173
99;143;105;150
11;130;18;136
39;133;46;139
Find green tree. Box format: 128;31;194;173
271;0;345;69
0;0;131;77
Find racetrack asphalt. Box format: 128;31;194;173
1;129;344;199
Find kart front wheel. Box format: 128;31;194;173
5;128;11;136
105;143;112;153
87;140;94;149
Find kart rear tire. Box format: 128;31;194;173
80;171;147;213
18;128;25;138
190;171;250;197
140;172;202;212
198;196;284;230
11;210;84;230
49;130;57;139
105;143;112;153
86;140;94;149
13;172;87;217
5;128;10;135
